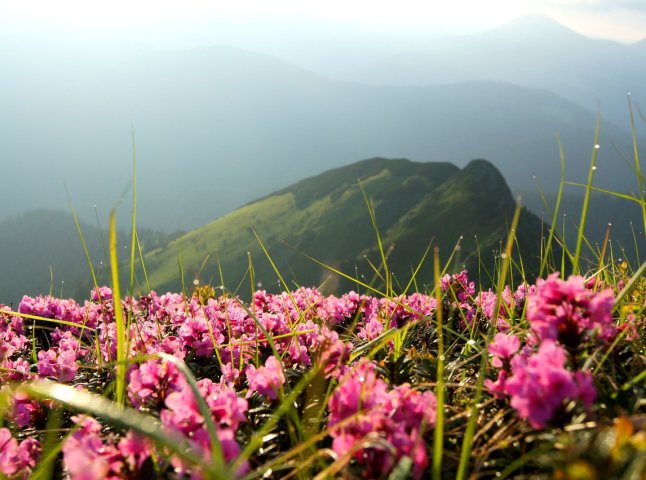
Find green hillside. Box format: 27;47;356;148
144;157;548;295
1;42;640;232
0;210;182;306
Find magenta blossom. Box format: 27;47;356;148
527;273;616;346
1;427;41;478
161;379;249;477
127;358;184;409
245;356;285;401
328;360;436;479
488;333;521;368
503;340;596;428
37;347;78;383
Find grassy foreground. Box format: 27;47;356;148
0;112;645;479
0;258;644;479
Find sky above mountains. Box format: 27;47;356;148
2;0;645;45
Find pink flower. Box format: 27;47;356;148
9;390;43;428
327;360;436;479
245;356;285;401
127;358;184;409
117;431;151;472
488;333;520;368
503;340;596;429
0;357;32;383
37;347;78;383
484;370;508;399
62;416;121;480
441;270;475;303
0;428;20;477
527;273;616;347
0;428;40;478
90;286;113;302
161;379;248;477
314;327;352;378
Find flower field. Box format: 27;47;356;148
1;265;644;478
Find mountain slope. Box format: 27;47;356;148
0;210;107;306
0;210;182;306
353;14;646;127
144;158;547;295
1;43;639;231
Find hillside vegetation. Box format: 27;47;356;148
0;210;181;306
145;157;548;295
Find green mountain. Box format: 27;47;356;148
1;42;639;232
0;210;182;307
144;158;548;295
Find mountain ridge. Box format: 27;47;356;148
351;14;646;127
144;157;548;295
1;40;639;232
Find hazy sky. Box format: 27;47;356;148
1;0;645;45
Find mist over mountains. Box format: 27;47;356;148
1;14;644;276
343;14;646;127
2;13;644;234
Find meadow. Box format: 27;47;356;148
0;111;644;479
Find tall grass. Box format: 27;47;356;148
0;108;644;479
109;210;127;406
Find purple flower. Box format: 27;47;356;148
488;333;521;368
245;356;285;401
0;428;40;479
127;358;184;409
314;327;352;378
161;379;248;477
527;273;616;346
90;286;113;303
327;360;436;479
0;428;20;477
117;431;152;472
62;415;123;480
8;390;43;428
441;270;476;303
503;340;596;429
0;357;32;383
37;347;78;383
484;370;509;399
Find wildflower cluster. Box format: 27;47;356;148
485;274;616;428
328;360;437;478
0;286;437;478
0;269;639;478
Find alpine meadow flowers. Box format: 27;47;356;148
0;265;642;478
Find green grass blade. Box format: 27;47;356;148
157;352;226;473
232;363;323;473
23;380;222;477
251;227;299;319
627;93;646;235
573;114;602;274
358;181;391;295
281;240;386;297
563;182;646;204
432;247;445;480
0;309;97;331
456;199;522;480
612;259;646;312
135;231;152;293
65;182;100;292
109;210;127;405
540;135;566;277
29;406;64;480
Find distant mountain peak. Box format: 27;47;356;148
486;12;584;41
